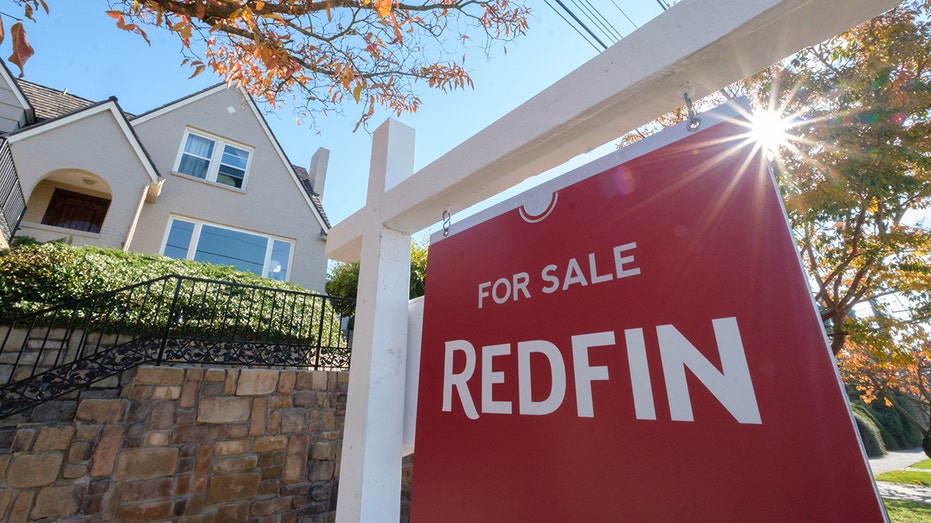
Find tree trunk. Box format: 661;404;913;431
827;310;848;355
830;328;846;355
922;431;931;459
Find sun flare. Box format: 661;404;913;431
749;108;791;153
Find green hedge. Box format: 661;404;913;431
849;391;923;452
853;410;888;458
0;242;350;348
852;403;897;453
0;241;316;321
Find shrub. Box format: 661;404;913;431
0;243;352;352
0;241;83;318
848;389;924;451
891;397;923;449
854;411;887;458
851;403;896;450
0;242;315;320
869;397;923;450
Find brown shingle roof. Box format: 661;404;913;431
14;79;96;121
292;165;331;229
11;76;331;230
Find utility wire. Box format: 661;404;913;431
552;0;673;53
575;0;624;44
551;0;609;50
609;0;639;31
544;0;603;53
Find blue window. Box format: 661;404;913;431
177;134;214;180
163;219;194;259
268;240;292;282
217;145;249;188
175;131;251;189
162;218;293;281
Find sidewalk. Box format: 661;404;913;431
868;448;931;504
869;448;926;475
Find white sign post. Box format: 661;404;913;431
327;0;899;520
334;119;415;522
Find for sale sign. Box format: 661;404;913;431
412;106;886;522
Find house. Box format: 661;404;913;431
0;62;333;292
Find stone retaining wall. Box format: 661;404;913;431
0;326;129;387
0;366;348;522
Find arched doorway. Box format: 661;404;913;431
22;169;113;234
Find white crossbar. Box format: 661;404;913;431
326;0;897;262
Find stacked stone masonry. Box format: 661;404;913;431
0;366;348;522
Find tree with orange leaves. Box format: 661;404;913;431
838;333;931;456
622;0;931;357
762;1;931;358
1;1;529;129
766;0;931;455
612;0;931;453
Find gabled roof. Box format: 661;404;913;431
292;165;331;229
4;97;161;184
0;62;34;125
7;73;332;232
130;82;227;122
132;83;331;232
14;79;96;122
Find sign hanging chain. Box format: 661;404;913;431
684;92;702;132
442;209;452;237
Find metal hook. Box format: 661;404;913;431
442;209;451;237
683;92;702;132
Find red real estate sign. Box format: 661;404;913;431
412;110;886;522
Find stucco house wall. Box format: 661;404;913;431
10;107;155;249
0;86;27;132
0;65;332;293
0;67;29;133
130;88;329;291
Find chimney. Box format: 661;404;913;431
308;147;330;201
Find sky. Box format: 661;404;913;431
1;1;671;237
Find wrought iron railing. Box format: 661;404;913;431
0;275;355;418
0;139;26;243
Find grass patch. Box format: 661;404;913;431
884;498;931;522
876;470;931;487
910;459;931;470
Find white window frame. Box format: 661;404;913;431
172;129;254;190
160;216;295;282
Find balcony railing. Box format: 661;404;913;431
0;139;25;244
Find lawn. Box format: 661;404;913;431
876;457;931;521
884;498;931;522
876;470;931;487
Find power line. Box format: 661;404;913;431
551;0;675;53
550;0;610;50
609;0;639;31
544;0;603;53
575;0;624;44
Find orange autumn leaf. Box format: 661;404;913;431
189;64;206;78
8;22;34;77
374;0;393;18
69;1;528;129
107;9;151;45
